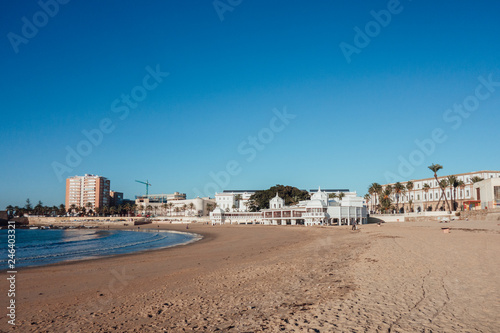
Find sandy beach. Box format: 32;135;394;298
1;220;499;332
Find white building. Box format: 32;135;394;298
215;190;256;212
135;194;215;217
473;178;500;210
211;187;367;226
373;170;500;213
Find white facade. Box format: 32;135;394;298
136;195;215;217
211;187;367;226
215;191;255;212
373;170;500;213
473;178;500;209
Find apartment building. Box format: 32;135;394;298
65;174;110;210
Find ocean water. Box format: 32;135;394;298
1;228;198;269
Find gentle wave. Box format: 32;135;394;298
0;229;197;268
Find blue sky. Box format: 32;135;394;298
1;0;499;207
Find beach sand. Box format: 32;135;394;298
1;220;499;332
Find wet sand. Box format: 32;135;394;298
1;220;499;332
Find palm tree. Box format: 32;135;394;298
471;176;484;184
428;164;452;212
182;204;187;216
167;202;174;216
85;202;93;216
174;207;180;216
363;194;370;210
457;180;466;210
187;202;195;216
162;203;168;216
121;203;129;216
380;186;393;213
234;194;242;210
338;192;345;202
406;181;414;212
33;201;43;216
422;183;430;211
146;205;153;216
368;183;382;213
435;179;449;211
393;182;404;213
58;204;66;216
70;204;77;215
14;206;23;217
447;175;458;211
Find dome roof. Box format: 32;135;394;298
306;199;327;208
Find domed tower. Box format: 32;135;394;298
311;186;328;205
269;193;285;209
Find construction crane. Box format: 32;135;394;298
135;180;152;196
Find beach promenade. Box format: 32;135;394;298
2;220;499;332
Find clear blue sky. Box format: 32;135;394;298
1;0;499;207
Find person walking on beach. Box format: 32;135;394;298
352;220;357;231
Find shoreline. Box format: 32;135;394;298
1;220;498;332
2;225;208;272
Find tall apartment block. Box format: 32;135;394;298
65;174;110;210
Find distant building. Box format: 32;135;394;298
135;193;186;205
110;191;123;206
121;199;135;206
375;170;500;213
135;193;215;217
65;174;110;210
215;190;256;212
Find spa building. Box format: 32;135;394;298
210;187;367;226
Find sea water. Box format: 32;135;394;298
0;228;198;269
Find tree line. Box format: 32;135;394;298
5;199;217;218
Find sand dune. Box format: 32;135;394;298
2;220;498;332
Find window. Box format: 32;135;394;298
418;195;420;200
430;193;432;200
466;190;469;197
